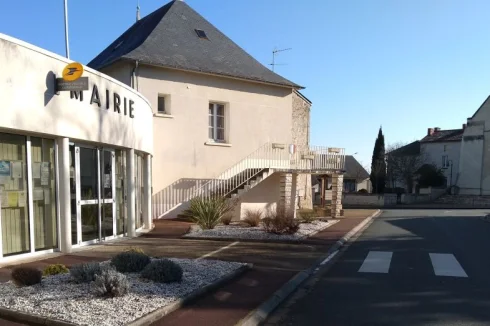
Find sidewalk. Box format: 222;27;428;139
0;209;376;326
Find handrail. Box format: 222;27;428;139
192;142;346;201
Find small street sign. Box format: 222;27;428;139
55;77;89;92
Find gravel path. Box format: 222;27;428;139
184;220;338;241
0;258;245;326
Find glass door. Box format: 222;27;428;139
75;146;116;245
100;149;115;240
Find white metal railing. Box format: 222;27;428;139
193;142;345;200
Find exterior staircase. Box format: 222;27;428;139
155;142;345;218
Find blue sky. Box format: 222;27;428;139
1;0;489;168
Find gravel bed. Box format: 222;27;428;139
184;220;338;241
0;258;245;326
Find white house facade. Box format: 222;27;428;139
89;0;346;220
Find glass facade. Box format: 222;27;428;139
0;132;146;260
115;150;126;235
0;134;29;256
30;138;57;251
135;153;144;229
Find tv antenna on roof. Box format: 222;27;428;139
136;0;141;21
269;47;292;72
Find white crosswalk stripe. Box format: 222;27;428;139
429;253;468;278
358;251;393;273
357;251;469;278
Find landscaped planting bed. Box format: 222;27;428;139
184;220;339;241
0;258;246;326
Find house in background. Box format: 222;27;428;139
88;0;346;219
420;127;463;188
312;155;370;205
342;155;371;192
387;124;464;193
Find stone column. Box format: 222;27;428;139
331;173;344;218
126;149;136;237
298;173;313;210
143;154;152;230
57;137;72;252
278;173;298;218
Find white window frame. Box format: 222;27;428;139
208;102;226;143
442;155;449;168
157;94;168;114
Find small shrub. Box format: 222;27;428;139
243;209;262;227
184;197;236;230
221;214;233;225
358;189;368;194
70;262;102;283
141;259;183;283
111;251;151;273
263;209;300;235
11;267;42;287
125;247;145;254
43;264;69;276
300;211;316;223
93;269;129;298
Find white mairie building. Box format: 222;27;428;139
0;0;345;263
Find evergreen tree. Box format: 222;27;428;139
370;127;387;193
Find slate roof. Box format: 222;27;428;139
420;129;463;142
387;141;421;156
343;155;369;180
88;0;300;88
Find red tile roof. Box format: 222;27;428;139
420;129;463;143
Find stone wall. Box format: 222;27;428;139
292;91;312;209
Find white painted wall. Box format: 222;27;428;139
0;33;153;154
421;141;460;186
101;65;294;217
457;122;484;194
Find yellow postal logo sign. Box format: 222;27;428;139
62;62;84;81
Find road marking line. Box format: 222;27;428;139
198;241;240;259
358;251;393;273
429;253;468;277
320;250;339;266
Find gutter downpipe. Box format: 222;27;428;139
131;60;140;91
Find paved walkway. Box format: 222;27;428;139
0;209;375;326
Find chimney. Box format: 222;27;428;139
463;123;467;129
434;127;441;132
428;128;434;136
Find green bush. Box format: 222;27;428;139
357;188;368;193
70;262;102;283
43;264;69;276
141;259;183;283
11;267;42;287
184;197;236;230
243;209;262;227
93;269;129;298
111;251;151;273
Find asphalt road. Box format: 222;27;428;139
266;209;490;326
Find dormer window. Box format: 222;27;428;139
195;29;208;40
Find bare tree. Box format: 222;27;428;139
386;141;427;193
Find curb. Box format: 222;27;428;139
128;263;252;326
0;306;77;326
182;220;341;245
235;209;382;326
0;264;252;326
